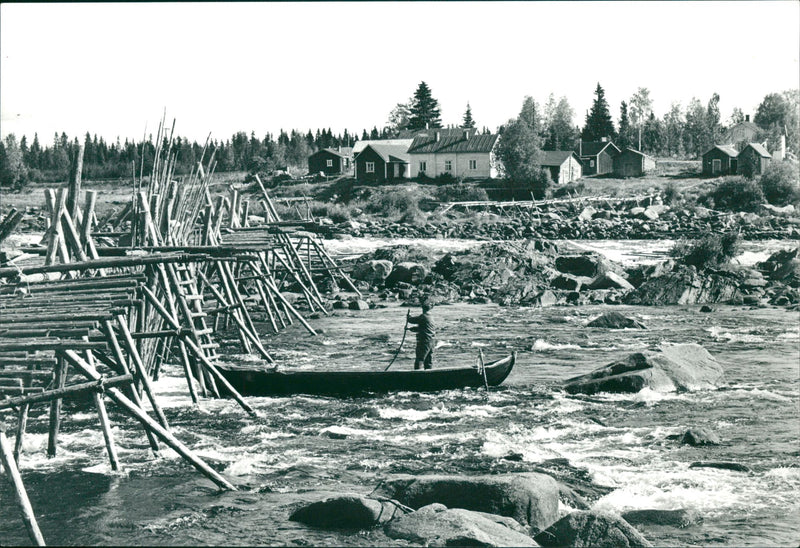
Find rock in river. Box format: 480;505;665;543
534;511;651;547
621;508;702;528
680;427;721;446
372;473;560;533
563;343;724;395
384;503;538;547
289;494;408;528
586;311;646;329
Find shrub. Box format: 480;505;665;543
434;183;489;203
703;176;764;212
670;231;740;270
552;181;585;199
662;181;682;205
760;161;800;206
309;202;355;224
364;187;431;221
433;172;459;185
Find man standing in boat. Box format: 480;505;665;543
407;301;435;370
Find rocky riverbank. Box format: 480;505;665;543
331;241;800;310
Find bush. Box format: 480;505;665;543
760;162;800;206
552;181;585;199
670;231;740;270
703;176;764;212
662;181;682;205
310;202;354;224
433;172;460;185
434;183;489;203
364;187;432;222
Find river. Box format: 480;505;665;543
1;239;799;546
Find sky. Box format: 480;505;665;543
1;1;798;145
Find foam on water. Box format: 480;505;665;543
532;339;584;351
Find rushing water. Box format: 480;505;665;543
1;300;798;546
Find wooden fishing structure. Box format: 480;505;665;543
0;116;358;545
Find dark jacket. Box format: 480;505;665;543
408;312;435;342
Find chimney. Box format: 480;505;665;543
745;114;750;122
435;131;441;142
601;136;608;143
426;122;430;130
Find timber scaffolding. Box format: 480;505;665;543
0;117;358;545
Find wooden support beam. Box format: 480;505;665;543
13;404;29;465
0;375;134;410
47;355;68;458
60;350;236;491
0;422;46;546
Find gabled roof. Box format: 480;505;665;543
619;147;656;160
577;141;621;157
703;144;739;157
742;142;771;158
312;148;351;159
408;131;498;154
540;150;579;166
352;139;413;155
722;121;760;142
358;143;410;163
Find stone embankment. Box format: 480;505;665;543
336;241;800;309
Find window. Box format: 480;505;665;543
444;160;452;171
419;161;427;173
365;162;375;173
469;159;477;170
590;159;595;167
326;159;333;167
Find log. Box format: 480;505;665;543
47;355;68;457
60;350;236;491
67;144;84;220
0;375;134;410
0;209;25;245
14;404;29;464
0;422;46;546
93;392;120;471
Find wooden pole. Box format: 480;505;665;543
93;392;120;471
67;144;84;220
14;404;29;465
60;350;236;491
0;422;46;546
47;355;68;458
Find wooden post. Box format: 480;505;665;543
67;143;84;221
14;403;29;465
60;350;236;491
93;392;120;471
47;355;68;457
0;422;46;546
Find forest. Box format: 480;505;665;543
0;82;797;190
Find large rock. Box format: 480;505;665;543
352;260;393;284
289;494;407;528
624;265;742;305
588;272;634;291
384;504;538;547
586;312;646;329
563;344;724;395
621;508;702;528
534;511;651;547
555;255;607;278
373;473;560;533
680;427;720;446
387;262;429;286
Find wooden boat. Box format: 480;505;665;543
215;352;515;397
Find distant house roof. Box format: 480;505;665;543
408;130;499;154
742;142;771;157
577;141;621;157
312;147;351;159
540;150;579;166
619;148;656;160
358;143;410;164
703;144;739;157
352;139;413;155
722;121;760;143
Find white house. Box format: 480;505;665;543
407;128;500;179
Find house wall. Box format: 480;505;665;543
548;156;582;184
308;151;343;176
597;149;615;175
702;149;735;176
738;147;770;177
409;151;494;179
354;148;386;183
614;151;655;177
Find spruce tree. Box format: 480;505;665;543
617;101;631;149
408;81;442;130
462;102;475;128
581;83;615;142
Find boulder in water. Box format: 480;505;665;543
384;503;538;547
680;428;720;446
348;299;370;311
563;343;724;395
689;461;751;473
372;473;560;533
551;274;583;291
352;259;393;284
555;255;607;278
534;511;652;547
621;508;701;528
289;494;408;528
586;311;646;329
387;262;429;286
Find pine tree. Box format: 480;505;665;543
408;81;442;130
617;101;631;149
581;83;615;142
462;102;475;128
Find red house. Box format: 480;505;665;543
576;140;621;175
308;147;353;176
354;143;410;183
